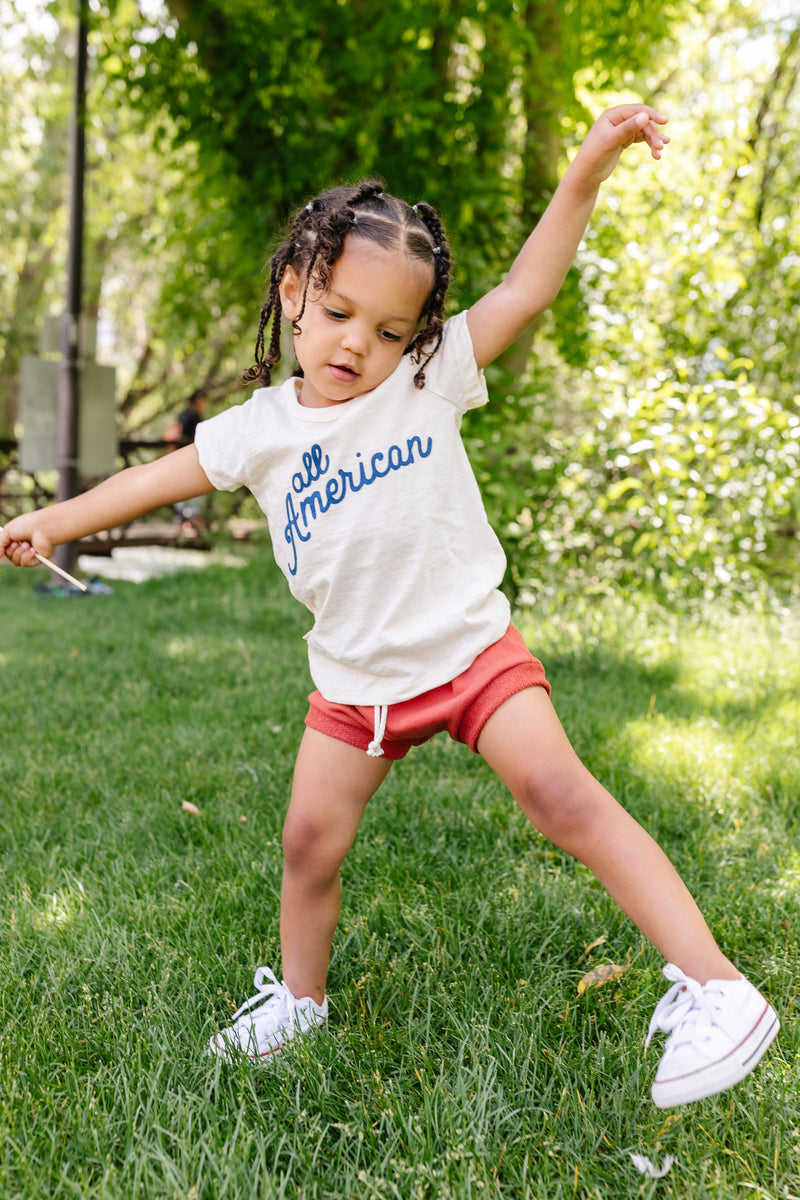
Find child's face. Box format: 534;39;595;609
279;237;433;408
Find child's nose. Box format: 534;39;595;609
340;324;368;355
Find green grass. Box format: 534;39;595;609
1;553;799;1199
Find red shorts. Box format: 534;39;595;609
304;624;550;760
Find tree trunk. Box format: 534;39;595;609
500;0;565;384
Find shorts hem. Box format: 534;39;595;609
459;661;550;752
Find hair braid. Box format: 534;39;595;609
345;180;385;210
406;200;451;388
242;247;290;386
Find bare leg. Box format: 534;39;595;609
280;728;393;1003
477;688;739;984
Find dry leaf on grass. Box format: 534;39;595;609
577;958;630;994
181;800;201;816
577;935;607;964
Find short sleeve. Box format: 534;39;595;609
417;310;489;414
194;394;260;492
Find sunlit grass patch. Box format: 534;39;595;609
769;848;800;901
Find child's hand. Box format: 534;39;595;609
0;515;54;567
574;104;669;188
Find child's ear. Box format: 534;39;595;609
279;266;302;319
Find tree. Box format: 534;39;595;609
97;0;696;312
480;0;800;602
8;0;797;600
3;0;700;442
0;1;70;436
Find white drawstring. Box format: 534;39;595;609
367;704;388;757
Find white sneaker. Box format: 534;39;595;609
646;963;779;1107
207;967;328;1063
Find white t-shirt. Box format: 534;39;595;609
196;311;510;704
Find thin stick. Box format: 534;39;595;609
0;525;88;592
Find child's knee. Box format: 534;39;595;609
515;766;603;843
282;810;344;878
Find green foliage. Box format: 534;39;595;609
583;0;800;413
2;0;698;426
3;0;798;601
94;0;694;303
466;0;800;605
474;354;800;606
0;1;71;431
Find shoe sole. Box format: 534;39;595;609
205;1020;327;1064
206;1036;286;1064
651;1002;779;1107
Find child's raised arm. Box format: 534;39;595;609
0;444;214;568
466;104;668;370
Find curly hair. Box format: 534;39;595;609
243;180;452;391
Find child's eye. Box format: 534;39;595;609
323;308;347;321
381;330;402;342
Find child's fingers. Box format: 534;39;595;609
6;540;28;567
642;107;668;126
641;119;670;158
606;103;668;127
2;537;39;567
0;519;53;565
614;110;669;158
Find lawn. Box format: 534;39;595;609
1;552;798;1199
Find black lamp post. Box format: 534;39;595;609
54;0;89;578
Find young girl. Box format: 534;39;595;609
1;105;778;1107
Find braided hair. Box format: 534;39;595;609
243;181;452;390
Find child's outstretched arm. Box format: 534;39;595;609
0;445;214;567
467;104;668;370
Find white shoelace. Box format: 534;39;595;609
645;964;714;1050
230;967;293;1024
